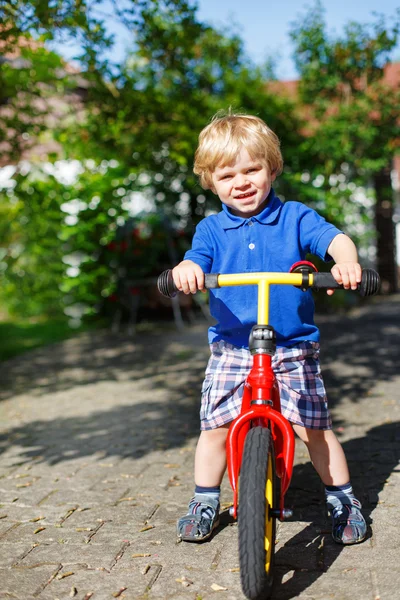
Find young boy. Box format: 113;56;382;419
172;112;367;545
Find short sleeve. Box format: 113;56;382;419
298;204;343;261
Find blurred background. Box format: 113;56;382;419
0;0;399;360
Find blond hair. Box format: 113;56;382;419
193;111;283;190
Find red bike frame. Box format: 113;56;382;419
226;352;295;519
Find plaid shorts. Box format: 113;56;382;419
200;340;331;431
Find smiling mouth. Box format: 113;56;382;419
235;191;255;200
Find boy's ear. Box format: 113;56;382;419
271;171;277;182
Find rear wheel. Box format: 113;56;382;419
238;426;276;600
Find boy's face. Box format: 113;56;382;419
211;148;276;218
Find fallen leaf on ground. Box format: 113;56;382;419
140;525;155;532
176;576;193;587
211;583;228;591
57;571;74;580
34;527;46;534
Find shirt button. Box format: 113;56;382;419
247;221;254;226
249;243;255;250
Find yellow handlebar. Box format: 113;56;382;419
215;272;314;324
157;267;380;325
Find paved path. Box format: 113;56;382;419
0;295;399;600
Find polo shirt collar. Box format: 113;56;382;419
217;189;282;230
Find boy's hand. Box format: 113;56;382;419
328;261;362;296
172;260;205;294
326;235;362;296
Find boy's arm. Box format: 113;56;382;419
172;260;205;295
326;233;362;295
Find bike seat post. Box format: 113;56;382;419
246;278;275;408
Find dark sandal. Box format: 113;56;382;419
328;498;367;545
177;495;220;542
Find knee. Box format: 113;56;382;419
200;425;229;442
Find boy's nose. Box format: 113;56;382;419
234;174;249;188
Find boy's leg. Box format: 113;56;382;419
292;426;349;485
177;425;230;542
293;426;367;544
194;425;230;486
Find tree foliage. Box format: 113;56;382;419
290;1;400;291
0;0;303;320
2;0;398;324
0;168;67;316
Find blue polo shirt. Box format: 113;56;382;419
184;190;342;348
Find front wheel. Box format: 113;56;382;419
238;426;276;600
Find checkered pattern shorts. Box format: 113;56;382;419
200;340;331;431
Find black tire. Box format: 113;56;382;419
238;426;276;600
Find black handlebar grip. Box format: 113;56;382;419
358;268;381;296
311;272;341;290
312;268;380;296
157;270;221;298
157;269;178;298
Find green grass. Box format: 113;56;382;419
0;319;90;362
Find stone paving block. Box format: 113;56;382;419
274;531;325;572
65;504;136;528
0;504;66;525
323;538;397;572
367;507;398;549
274;566;375;600
80;521;135;546
1;485;67;507
122;462;179;496
33;487;126;508
147;502;188;529
114;529;236;572
17;541;128;571
38;566;144;600
0;465;17;479
372;566;400;600
145;555;247;600
0;565;62;599
0;542;36;568
0;522;99;546
0;519;20;539
0;486;25;503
